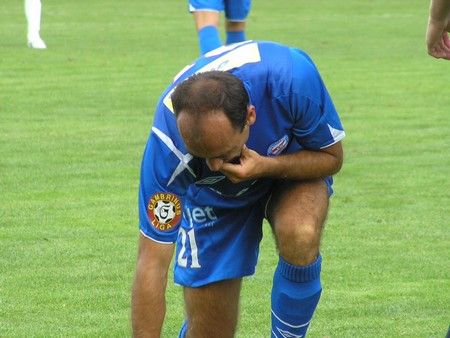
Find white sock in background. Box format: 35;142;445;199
25;0;46;48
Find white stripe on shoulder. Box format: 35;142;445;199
163;41;261;113
152;127;196;185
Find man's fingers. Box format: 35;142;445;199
442;32;450;49
430;34;450;59
240;144;250;158
429;42;446;58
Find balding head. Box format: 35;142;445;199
171;71;249;132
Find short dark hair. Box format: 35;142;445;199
171;71;249;131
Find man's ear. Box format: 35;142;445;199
246;105;256;126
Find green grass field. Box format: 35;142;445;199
1;0;449;336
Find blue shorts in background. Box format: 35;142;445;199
188;0;251;21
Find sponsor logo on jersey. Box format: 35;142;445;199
185;206;218;228
267;135;289;156
147;193;182;232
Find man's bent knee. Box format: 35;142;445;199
276;221;322;265
267;179;329;265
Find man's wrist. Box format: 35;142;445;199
259;155;287;179
429;16;447;26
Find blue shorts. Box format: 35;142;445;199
173;177;333;287
188;0;251;21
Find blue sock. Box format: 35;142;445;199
178;319;187;338
226;31;246;45
198;25;222;54
271;255;322;337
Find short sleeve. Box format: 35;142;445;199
288;48;345;149
138;102;196;243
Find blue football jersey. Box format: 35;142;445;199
139;41;345;243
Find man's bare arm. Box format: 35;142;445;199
220;141;343;184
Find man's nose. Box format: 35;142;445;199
206;158;224;171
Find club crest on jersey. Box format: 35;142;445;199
147;193;182;232
267;135;289;156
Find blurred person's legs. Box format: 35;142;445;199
25;0;46;49
189;0;223;54
224;0;251;45
193;10;222;54
189;0;251;54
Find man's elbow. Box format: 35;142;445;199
328;142;344;175
331;154;343;175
